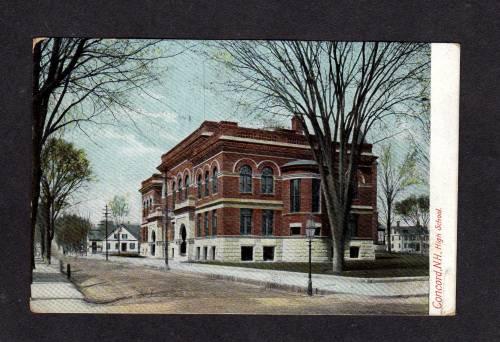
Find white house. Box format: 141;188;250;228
102;223;141;255
387;221;429;255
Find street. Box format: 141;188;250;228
62;258;428;315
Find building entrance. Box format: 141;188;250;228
151;231;156;256
180;225;187;255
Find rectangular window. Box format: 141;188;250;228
212;246;216;260
106;243;110;249
212;210;217;236
262;210;274;236
263;246;274;261
290;179;301;212
241;246;253;261
240;209;253;235
196;247;200;260
129;243;135;249
197;214;201;237
290;226;301;235
312;178;321;212
121;234;127;239
203;246;208;260
349;246;360;258
349;214;358;237
204;212;209;236
115;243;119;250
114;234;118;239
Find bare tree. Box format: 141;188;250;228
40;138;93;264
31;38;170;268
109;195;130;226
377;144;420;252
217;41;429;273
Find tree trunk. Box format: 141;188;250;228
332;233;344;274
38;222;45;258
386;198;392;253
323;191;345;274
31;134;42;269
31;41;43;271
46;234;52;264
44;199;53;264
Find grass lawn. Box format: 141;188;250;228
196;252;429;278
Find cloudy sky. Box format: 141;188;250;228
62;40;429;225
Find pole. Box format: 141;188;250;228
307;239;313;296
104;204;109;261
163;174;169;271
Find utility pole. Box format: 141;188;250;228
103;204;109;261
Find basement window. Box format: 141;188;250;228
263;246;274;261
241;246;253;261
349;246;360;258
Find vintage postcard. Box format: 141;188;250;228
30;39;458;315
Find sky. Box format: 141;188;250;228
62;40;429;225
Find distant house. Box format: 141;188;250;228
102;223;141;255
387;221;429;255
87;228;105;254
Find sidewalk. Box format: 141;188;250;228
82;254;429;298
30;258;103;313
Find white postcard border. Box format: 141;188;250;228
429;43;460;316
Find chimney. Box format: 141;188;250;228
291;116;303;134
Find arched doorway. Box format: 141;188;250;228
180;224;187;255
151;230;156;256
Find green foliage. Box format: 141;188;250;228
41;138;94;214
109;195;130;225
55;214;92;252
395;194;430;228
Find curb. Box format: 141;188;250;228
201;272;428;298
137;262;428;298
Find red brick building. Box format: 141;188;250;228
139;119;378;262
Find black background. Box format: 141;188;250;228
0;1;499;341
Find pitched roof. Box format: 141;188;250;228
119;223;141;240
88;228;105;241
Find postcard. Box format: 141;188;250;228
30;39;458;315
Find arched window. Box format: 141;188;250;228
178;178;183;201
204;171;210;196
261;167;274;193
184;175;190;199
239;165;252;193
149;198;152;208
197;174;202;199
212;167;218;193
172;181;176;205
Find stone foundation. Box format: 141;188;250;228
183;236;375;262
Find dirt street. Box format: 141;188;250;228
66;257;428;315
